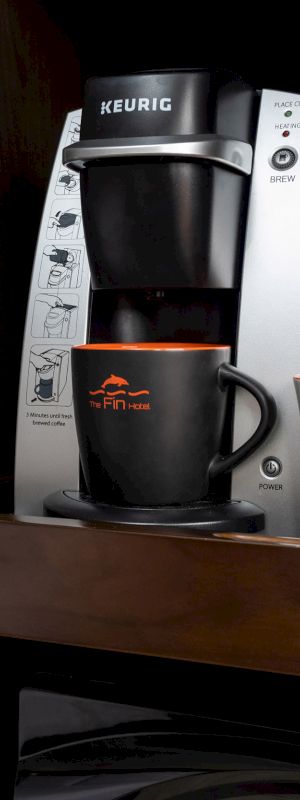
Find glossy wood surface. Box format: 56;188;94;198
1;515;300;675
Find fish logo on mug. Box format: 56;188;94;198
88;374;151;412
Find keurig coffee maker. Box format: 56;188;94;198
17;69;300;535
44;70;275;531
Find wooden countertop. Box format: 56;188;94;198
1;514;300;675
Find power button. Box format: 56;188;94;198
261;457;282;478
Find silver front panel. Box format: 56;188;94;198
232;89;300;536
15;110;90;515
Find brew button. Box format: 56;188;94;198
270;148;297;170
262;457;282;478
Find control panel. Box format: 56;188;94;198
233;89;300;536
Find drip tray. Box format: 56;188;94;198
44;491;265;532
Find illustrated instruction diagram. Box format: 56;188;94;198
31;293;78;339
55;166;80;196
27;345;71;405
47;203;83;240
39;245;84;288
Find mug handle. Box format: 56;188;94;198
209;363;277;480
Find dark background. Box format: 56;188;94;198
1;0;299;507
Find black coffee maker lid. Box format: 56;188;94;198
79;68;257;143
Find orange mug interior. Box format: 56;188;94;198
74;343;230;351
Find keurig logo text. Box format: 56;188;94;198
100;98;172;114
89;374;151;411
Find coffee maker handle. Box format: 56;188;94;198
63;135;253;176
209;363;277;479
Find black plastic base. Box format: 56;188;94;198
44;491;265;533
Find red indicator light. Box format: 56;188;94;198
282;130;290;137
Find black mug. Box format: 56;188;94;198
71;343;276;506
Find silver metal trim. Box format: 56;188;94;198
63;135;253;176
294;376;300;412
